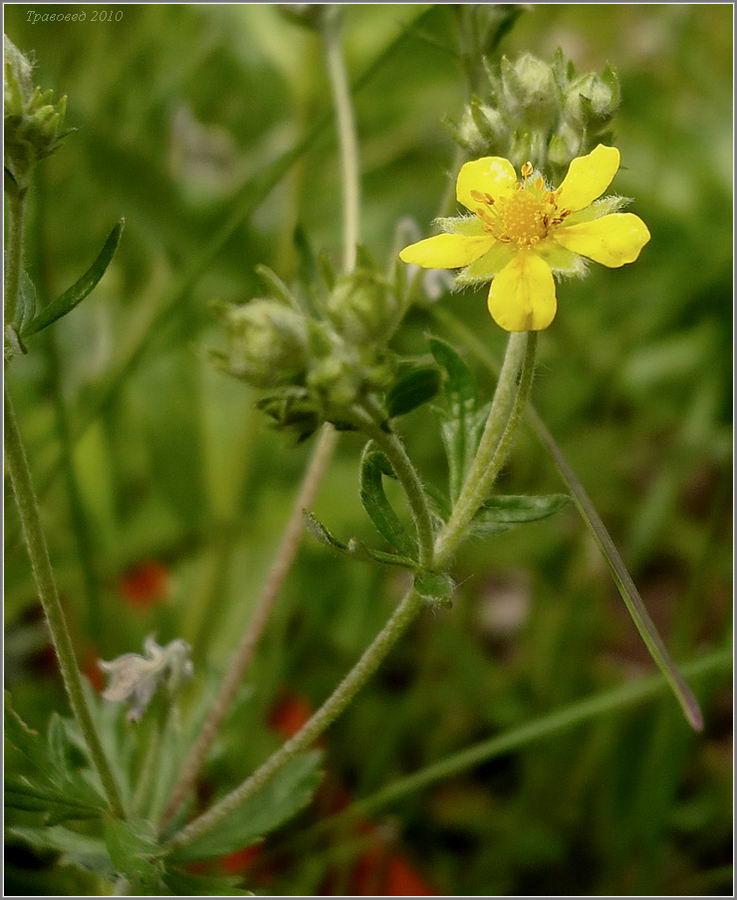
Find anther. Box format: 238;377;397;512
521;161;533;178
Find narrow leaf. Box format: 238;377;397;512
303;512;418;570
386;365;441;417
359;442;417;559
22;219;124;337
527;408;704;731
163;868;253;896
254;264;301;311
472;493;571;536
171;751;323;862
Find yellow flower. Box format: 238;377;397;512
399;144;650;332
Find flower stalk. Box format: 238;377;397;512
435;330;537;566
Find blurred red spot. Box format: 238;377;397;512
268;691;313;738
120;561;169;609
384;854;435;896
351;841;436;896
82;644;105;693
219;845;262;874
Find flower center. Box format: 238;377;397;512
470;165;570;248
495;191;549;246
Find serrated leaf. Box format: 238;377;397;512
386;365;441;417
430;337;484;502
471;493;571;536
359;442;417;559
162;867;253;896
8;825;107;858
171;750;324;863
22;219;124;337
104;816;165;893
414;570;455;607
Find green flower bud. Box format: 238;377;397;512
307;341;363;409
216;299;308;388
455;98;508;155
563;68;620;128
324;270;398;346
500;53;559;131
4;35;69;188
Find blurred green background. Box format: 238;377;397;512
4;4;732;896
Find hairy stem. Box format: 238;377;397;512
161;425;338;825
323;7;361;273
166;586;423;853
4;389;124;818
4;186;26;327
435;331;537;566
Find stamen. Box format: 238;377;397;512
521;161;533;177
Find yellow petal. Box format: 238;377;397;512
488;251;557;332
399;233;494;269
553;213;651;268
455;157;517;212
555;144;620;212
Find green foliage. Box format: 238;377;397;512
471;492;571;536
22;220;124;338
430;336;488;503
359;441;417;558
386;364;442;418
170;751;324;863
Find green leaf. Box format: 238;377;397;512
162;867;253;896
104;816;165;893
8;825;107;858
171;750;324;863
430;337;484;502
359;442;417;559
22;219;124;337
386;365;441;417
303;511;418;571
414;570;455;607
471;493;571;536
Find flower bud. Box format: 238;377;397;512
455;99;508;155
500;53;559;131
4;36;69;188
217;299;308;388
324;270;398;346
563;68;620;128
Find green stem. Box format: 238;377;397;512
5;186;26;327
323;7;361;274
4;388;124;818
166;586;424;853
352;400;435;568
435;331;537;566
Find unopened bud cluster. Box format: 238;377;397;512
213;268;402;439
450;50;620;180
4;35;70;189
